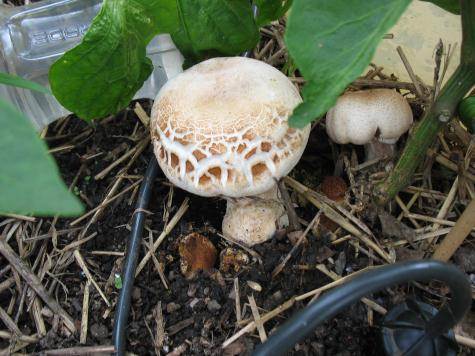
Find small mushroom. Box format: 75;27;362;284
219;247;249;273
151;57;310;246
179;233;217;278
326;89;413;161
319;176;347;232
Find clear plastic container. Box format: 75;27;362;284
0;0;184;130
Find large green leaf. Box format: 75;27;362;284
0;72;50;94
421;0;460;14
171;0;259;65
285;0;411;128
255;0;293;26
49;0;178;121
0;99;83;216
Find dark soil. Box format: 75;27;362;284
2;100;471;355
1;1;474;355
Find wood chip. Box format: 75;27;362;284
167;317;194;336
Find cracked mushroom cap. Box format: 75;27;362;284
151;57;311;197
326;89;413;145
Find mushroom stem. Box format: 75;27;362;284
222;185;287;246
364;139;396;161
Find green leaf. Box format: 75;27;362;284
171;0;260;65
0;99;83;216
255;0;293;26
420;0;460;14
285;0;411;128
49;0;178;121
0;72;50;94
114;274;123;289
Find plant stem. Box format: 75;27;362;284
375;0;475;205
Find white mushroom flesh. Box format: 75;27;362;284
222;186;286;246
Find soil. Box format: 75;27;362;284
0;100;472;355
1;1;474;355
8;103;381;355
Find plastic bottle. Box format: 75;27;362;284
0;0;183;130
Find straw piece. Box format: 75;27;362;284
248;295;267;342
135;199;189;277
433;199;475;261
0;239;76;333
80;281;91;344
74;250;111;307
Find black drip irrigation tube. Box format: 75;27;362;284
113;157;159;355
253;260;471;356
110;7;469;356
112;5;260;354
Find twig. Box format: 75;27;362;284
134;102;150;127
428;176;459;244
433;198;475;261
70;179;142;226
1;214;36;222
0;306;22;336
277;180;301;231
135;199;189;277
145;233;169;289
433;153;475;182
95;137;149;181
388;227;453;247
248;295;267;342
74;250;111;307
222;298;295;348
0;330;38;343
315;265;387;314
395;195;420;228
455;334;475;349
396;46;428;100
90;251;125;257
80;281;91;344
153;302;165;354
79;135;150;233
271;212;321;278
234;278;242;324
0;277;14;294
0;238;76;333
61;232;98;252
43;345;115;355
405;212;475;232
285;177;392;263
296;266;375;301
23;227;82;242
31;297;46;337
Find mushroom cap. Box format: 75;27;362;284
151;57;310;197
326;89;413;145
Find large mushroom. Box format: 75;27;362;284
326;89;413;161
150;57;310;245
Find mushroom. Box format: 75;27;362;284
319;176;347;232
326;89;413;161
150;57;310;245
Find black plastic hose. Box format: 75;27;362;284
112;3;259;351
253;260;471;356
112;157;159;356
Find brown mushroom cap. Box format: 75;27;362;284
150;57;311;197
